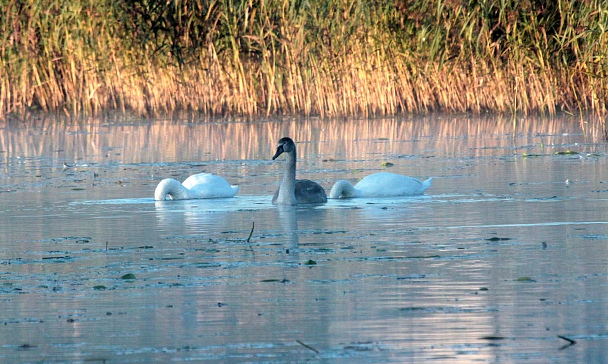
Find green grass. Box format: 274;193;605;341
1;0;607;119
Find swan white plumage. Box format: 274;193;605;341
329;172;432;199
272;137;327;205
154;173;239;201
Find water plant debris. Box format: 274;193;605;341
296;340;320;354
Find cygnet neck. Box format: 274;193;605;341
277;149;297;205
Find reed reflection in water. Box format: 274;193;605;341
1;115;605;164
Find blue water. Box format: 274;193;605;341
0;116;607;362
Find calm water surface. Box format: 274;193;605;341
0;116;607;363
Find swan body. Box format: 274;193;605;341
272;137;327;205
329;172;432;199
154;173;239;201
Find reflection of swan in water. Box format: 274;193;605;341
153;196;270;234
329;172;432;199
275;205;330;253
271;137;327;205
154;173;239;201
277;205;299;251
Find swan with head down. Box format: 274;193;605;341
154;173;239;201
272;137;327;205
329;172;432;199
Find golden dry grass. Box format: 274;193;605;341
1;0;607;119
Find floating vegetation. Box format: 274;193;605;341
41;256;72;262
516;276;536;283
92;285;107;290
121;274;136;280
260;279;290;283
381;162;394;167
192;262;222;268
398;307;427;312
480;336;505;340
555;151;580;155
485;237;511;242
303;259;317;266
396;274;427;280
398;306;498;315
17;344;38;351
405;255;441;259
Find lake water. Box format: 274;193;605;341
0;115;607;362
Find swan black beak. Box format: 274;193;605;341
272;145;284;160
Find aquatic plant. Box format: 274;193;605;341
1;0;608;119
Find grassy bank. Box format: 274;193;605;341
1;0;607;119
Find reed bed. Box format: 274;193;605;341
1;0;607;119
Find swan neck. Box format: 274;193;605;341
283;151;296;184
277;150;297;204
155;179;192;200
330;180;358;198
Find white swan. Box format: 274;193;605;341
329;172;432;199
272;137;327;205
154;173;239;201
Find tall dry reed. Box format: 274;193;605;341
1;0;607;119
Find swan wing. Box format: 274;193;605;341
294;179;327;204
182;173;239;198
182;173;217;188
355;172;429;197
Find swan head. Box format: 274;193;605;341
272;137;296;160
329;180;359;199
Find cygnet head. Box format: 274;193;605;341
272;137;296;160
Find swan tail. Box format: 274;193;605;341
421;177;433;191
230;186;239;197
